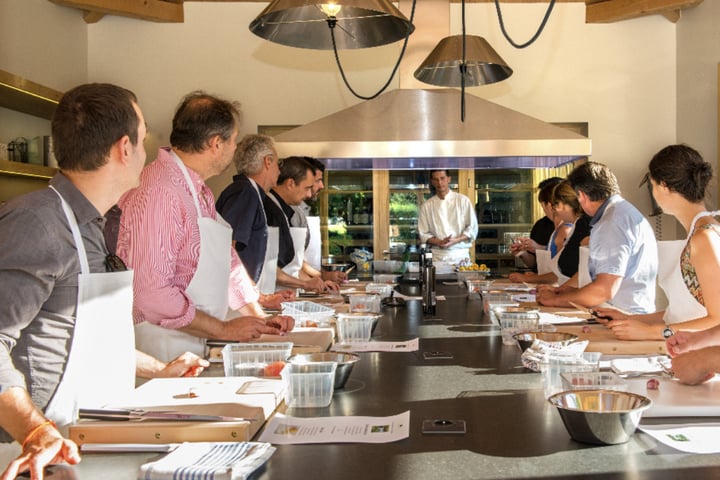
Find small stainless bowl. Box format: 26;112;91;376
288;352;360;389
548;390;652;445
513;331;579;352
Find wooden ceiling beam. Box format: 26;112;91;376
82;10;105;23
585;0;703;24
49;0;184;23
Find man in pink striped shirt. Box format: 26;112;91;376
117;92;293;362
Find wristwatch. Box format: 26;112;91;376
662;326;674;339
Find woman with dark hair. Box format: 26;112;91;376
509;178;572;284
595;145;720;353
509;181;589;285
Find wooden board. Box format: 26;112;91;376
557;325;667;355
69;377;284;445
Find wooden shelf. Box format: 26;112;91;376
0;159;56;179
0;69;62;120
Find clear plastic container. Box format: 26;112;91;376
364;283;394;298
466;279;493;295
348;294;381;313
561;371;628;392
281;301;335;327
373;260;406;274
336;313;377;344
483;292;514;315
282;362;337;408
540;352;602;398
222;342;293;377
373;274;401;284
498;311;539;346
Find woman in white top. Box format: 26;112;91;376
594;145;720;358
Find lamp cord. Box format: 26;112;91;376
460;0;467;122
494;0;556;49
329;0;417;100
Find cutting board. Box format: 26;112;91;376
557;325;667;355
69;376;284;444
625;376;720;417
208;328;335;362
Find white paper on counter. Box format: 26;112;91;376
639;423;720;453
624;375;720;417
538;312;586;325
331;338;420;353
511;294;536;303
259;411;410;445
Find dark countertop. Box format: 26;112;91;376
69;283;720;479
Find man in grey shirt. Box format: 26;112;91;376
0;84;208;479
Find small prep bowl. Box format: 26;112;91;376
513;331;579;352
288;352;360;389
548;390;652;445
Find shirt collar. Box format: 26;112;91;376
270;189;295;220
589;194;619;227
49;172;103;226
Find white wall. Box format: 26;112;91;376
677;1;720;212
0;0;87;142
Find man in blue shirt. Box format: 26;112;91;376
537;162;657;314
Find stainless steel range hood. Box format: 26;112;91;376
274;88;591;170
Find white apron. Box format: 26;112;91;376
50;187;136;428
432;248;470;264
134;155;231;362
248;180;279;295
658;211;718;324
549;221;577;285
536;249;553;275
268;192;306;279
257;226;279;295
578;246;592;288
0;188;134;464
305;216;322;271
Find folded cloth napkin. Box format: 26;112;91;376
138;442;275;480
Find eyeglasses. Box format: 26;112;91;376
105;253;127;272
277;158;284;169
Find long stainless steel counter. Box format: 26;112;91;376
65;282;720;479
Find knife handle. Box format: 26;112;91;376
78;408;131;421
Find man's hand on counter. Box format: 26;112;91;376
259;290;296;310
322;269;347;284
159;352;210;378
266;315;294;334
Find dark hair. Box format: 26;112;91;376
306;157;325;174
537;177;564;203
647;144;712;204
51;83;138;171
278;156;314;185
234;134;274;175
567;161;620;201
430;169;450;177
170;91;241;153
551;180;583;215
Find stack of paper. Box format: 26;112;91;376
138;441;275;480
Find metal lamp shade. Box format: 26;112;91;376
414;34;513;87
249;0;415;50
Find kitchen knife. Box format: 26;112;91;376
567;301;605;322
79;408;256;422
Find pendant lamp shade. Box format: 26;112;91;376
414;34;513;87
249;0;415;50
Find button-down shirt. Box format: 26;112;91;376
418;190;478;250
118;148;259;329
588;195;657;313
0;174;107;442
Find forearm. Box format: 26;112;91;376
276;269;306;289
0;386;49;443
135;350;167;379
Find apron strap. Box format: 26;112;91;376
171;151;204;219
49;186;90;275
